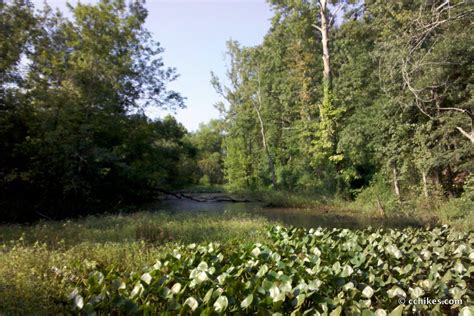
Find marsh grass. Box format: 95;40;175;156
249;189;472;231
0;211;271;314
247;190;329;209
0;211;270;247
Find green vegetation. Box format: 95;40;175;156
14;223;474;315
3;213;472;314
0;0;193;221
246;190;472;231
211;0;473;219
0;211;271;314
1;0;472;314
1;0;472;223
186;120;225;187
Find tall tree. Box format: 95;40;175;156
370;0;473;197
0;0;188;221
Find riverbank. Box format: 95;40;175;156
153;190;442;229
246;190;473;232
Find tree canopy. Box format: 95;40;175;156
0;0;190;221
212;0;473;201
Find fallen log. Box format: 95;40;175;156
154;189;261;203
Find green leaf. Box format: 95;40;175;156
311;247;321;256
198;261;209;271
203;288;213;304
251;246;261;257
459;306;474;316
240;294;253;309
408;287;423;299
217;272;228;285
340;265;354;277
308;279;321;291
214;296;228;313
362;310;375;316
280;280;292;293
73;294;84;310
387;286;406;298
140;272;152;285
419;279;432;290
375;309;387;316
388;305;403;316
130;283;144;299
184;297;199;311
171;283;182;294
262;279;273;290
385;245;402;259
257;264;269;278
329;306;342;316
453;260;466;274
362;286;374;298
195;271;208;284
295;294;305;307
152;261;162;270
269;285;281;300
112;278;126;290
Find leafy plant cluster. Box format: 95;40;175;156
68;225;473;315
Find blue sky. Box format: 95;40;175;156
32;0;274;131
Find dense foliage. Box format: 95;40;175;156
1;1;472;314
2;0;472;221
0;0;192;221
68;225;473;314
211;0;473;204
0;211;272;314
186;120;225;186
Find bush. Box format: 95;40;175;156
354;176;400;216
437;198;474;232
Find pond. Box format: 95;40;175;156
152;193;430;230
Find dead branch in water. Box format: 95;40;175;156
154;188;260;203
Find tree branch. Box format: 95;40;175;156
329;3;344;28
312;24;322;33
456;127;474;143
438;107;470;114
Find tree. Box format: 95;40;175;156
0;0;188;221
370;0;473;197
188;119;225;186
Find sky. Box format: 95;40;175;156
32;0;274;131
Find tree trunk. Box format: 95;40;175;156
319;0;331;83
422;170;429;198
314;0;335;148
255;109;277;188
254;72;277;189
392;167;401;198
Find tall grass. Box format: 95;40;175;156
247;188;472;231
0;211;271;314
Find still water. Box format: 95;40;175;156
153;194;428;229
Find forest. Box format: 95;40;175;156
1;0;473;223
0;0;473;314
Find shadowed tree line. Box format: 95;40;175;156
0;0;198;221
